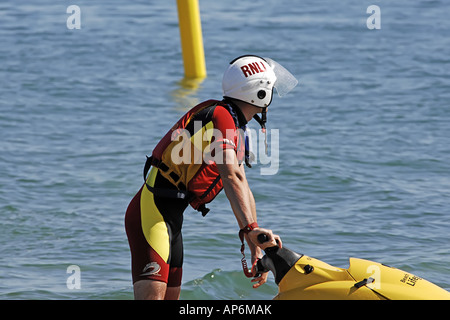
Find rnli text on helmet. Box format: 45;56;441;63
240;61;267;78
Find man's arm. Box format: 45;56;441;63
216;149;281;250
217;149;281;288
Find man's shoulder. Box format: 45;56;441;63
210;103;236;130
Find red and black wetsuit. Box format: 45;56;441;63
125;99;247;287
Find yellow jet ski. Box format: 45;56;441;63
254;236;450;300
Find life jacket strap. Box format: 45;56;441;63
144;183;190;200
143;155;210;216
143;155;190;197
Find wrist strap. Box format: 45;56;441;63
239;222;259;235
238;223;259;278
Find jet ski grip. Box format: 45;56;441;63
257;234;280;251
257;233;269;244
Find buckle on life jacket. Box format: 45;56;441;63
144;183;190;200
143;155;210;216
197;204;210;217
143;155;156;181
143;155;190;198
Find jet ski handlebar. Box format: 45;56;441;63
257;233;270;244
255;234;303;284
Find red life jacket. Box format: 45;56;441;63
143;99;247;216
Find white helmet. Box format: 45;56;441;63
222;55;298;108
222;55;276;108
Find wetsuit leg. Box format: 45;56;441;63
153;170;187;287
125;167;187;287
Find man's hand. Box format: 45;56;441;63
248;227;282;250
248;228;281;289
251;271;269;288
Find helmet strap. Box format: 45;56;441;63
252;107;267;131
253;107;268;155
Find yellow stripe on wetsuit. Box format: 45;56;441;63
140;167;170;262
140;121;214;262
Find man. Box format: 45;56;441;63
125;55;297;300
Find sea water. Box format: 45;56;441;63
0;0;449;299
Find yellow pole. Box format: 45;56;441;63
176;0;207;79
